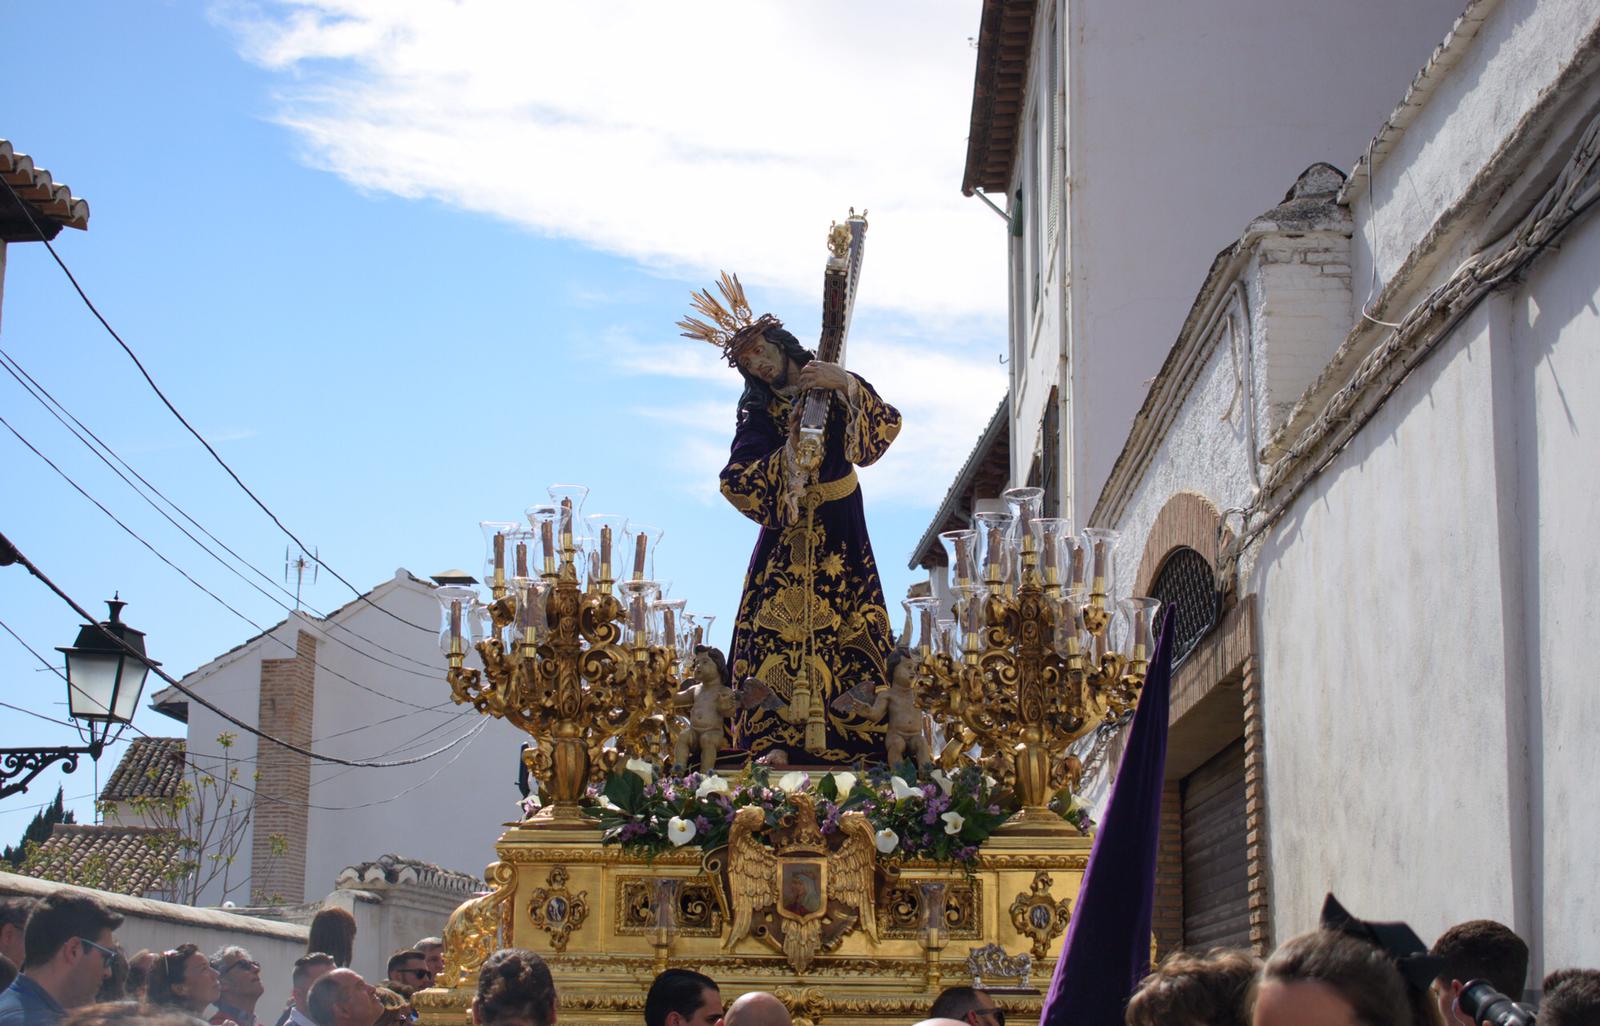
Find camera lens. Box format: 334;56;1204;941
1458;980;1537;1026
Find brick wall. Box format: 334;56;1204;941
252;630;316;903
1136;493;1270;956
1242;656;1271;955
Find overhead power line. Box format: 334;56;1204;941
0;174;436;636
0;412;445;712
0;345;442;679
0;529;482;770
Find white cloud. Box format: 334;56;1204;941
214;0;1008;329
216;1;1012;506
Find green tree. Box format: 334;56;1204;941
3;786;76;866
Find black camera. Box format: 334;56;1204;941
1459;980;1537;1026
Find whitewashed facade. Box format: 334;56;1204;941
962;0;1466;527
1081;0;1600;986
149;570;526;907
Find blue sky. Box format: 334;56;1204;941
0;1;1006;828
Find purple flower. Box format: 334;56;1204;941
987;804;1001;816
694;815;711;834
922;784;939;800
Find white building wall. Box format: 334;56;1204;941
300;579;524;898
171;573;524;909
1252;200;1600;974
1059;0;1463;525
1106;294;1258;596
1349;0;1600;308
180;619;299;907
1512;207;1600;974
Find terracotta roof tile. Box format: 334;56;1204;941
19;824;187;897
101;737;186;802
0;140;90;240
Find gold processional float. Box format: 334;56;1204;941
415;223;1162;1026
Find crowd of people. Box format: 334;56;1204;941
1;887;1597;1026
0;895;449;1026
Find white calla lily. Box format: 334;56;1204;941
941;810;966;835
831;771;858;795
625;758;655;784
931;769;954;796
874;828;900;854
890;776;917;801
778;770;810;793
695;775;731;798
667;816;697;846
597;794;622;812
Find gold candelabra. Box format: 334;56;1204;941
917;487;1159;833
436;488;691;826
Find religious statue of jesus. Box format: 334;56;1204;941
678;272;902;765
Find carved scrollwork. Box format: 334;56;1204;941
615;877;725;937
526;866;589;953
1009;871;1072;959
437;861;516;990
877;881;981;940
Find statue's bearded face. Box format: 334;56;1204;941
735;335;791;388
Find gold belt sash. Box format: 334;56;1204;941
808;468;859;504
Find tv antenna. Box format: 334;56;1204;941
285;546;320;611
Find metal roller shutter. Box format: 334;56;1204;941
1181;738;1249;950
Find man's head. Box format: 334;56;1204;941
723;992;791;1026
1541;969;1600;1026
644;969;722;1026
293;953;339;1013
1126;949;1259;1026
471;948;556;1026
211;944;264;1009
733;327;813;410
20;890;123;1009
928;986;1001;1026
0;897;34;968
1430;919;1529;1025
387;949;434;991
308;968;383;1026
415;938;445;978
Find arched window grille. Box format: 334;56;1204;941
1148;546;1221;668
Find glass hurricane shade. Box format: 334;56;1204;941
57;598;158;724
434;585;480;655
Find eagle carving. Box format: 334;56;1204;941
724;792;879;971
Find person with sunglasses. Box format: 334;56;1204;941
927;986;1005;1026
208;947;264;1026
383;952;432;996
146;944;227;1024
0;891;123;1026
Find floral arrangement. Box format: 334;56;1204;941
586;761;1018;866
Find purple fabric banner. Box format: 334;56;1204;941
1039;606;1177;1026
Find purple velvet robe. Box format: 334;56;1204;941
719;374;902;764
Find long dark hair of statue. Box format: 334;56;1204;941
736;325;814;418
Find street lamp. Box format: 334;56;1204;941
0;595;158;800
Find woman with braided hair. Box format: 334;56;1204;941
471;949;555;1026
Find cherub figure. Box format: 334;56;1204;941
857;647;931;770
671;645;737;773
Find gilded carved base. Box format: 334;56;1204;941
417;824;1090;1026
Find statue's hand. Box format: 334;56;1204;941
797;361;850;393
